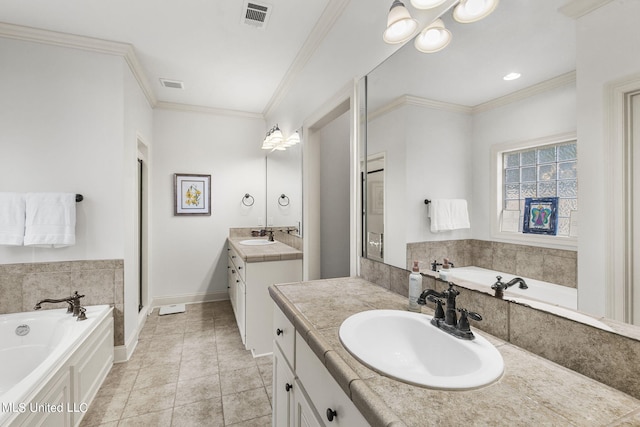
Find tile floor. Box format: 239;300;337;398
81;301;273;427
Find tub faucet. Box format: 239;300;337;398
34;291;86;319
492;276;528;298
417;283;481;340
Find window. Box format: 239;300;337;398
491;133;577;247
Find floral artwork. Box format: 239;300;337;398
523;197;558;235
174;174;211;215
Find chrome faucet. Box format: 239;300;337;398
491;276;528;299
34;291;86;320
417;282;482;340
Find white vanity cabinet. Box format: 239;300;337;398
227;240;302;357
272;304;370;427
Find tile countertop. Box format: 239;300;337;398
269;277;640;427
228;237;302;263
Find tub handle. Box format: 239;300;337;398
77;307;87;321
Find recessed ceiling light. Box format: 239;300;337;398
503;72;521;81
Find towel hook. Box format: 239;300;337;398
242;193;255;206
76;194;84;202
424;199;431;205
278;194;290;207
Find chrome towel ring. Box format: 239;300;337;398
242;193;255;206
278;194;290;206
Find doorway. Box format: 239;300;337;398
137;140;149;313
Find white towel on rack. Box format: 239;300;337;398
24;193;76;247
429;199;470;232
0;193;26;245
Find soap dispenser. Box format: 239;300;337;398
439;258;452;281
408;261;422;312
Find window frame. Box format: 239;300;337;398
490;132;577;250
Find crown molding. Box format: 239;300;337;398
155;101;263;119
262;0;350;118
559;0;614;19
472;71;576;114
0;22;157;106
368;95;471;121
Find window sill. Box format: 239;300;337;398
490;230;577;251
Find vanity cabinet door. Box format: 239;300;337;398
296;332;370;427
292;379;323;427
273;345;296;427
236;279;246;345
274;304;295;367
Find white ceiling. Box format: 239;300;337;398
0;0;331;114
0;0;579;118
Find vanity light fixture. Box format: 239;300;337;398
262;126;300;151
503;72;521;81
384;0;499;53
414;19;451;53
383;0;419;44
452;0;499;24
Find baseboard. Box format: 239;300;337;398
151;290;229;309
114;305;150;363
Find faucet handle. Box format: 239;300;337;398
456;308;482;334
427;296;445;320
491;276;505;290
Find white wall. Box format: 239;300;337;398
471;83;577;242
150;109;265;302
0;38;126;263
576;0;640;316
319;111;350;278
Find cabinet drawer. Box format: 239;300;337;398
296;332;369;427
273;304;295;368
228;244;246;282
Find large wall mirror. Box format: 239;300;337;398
266;139;302;236
363;0;640;329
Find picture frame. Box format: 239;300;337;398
174;173;211;216
522;197;558;235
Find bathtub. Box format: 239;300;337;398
0;305;113;427
442;266;613;331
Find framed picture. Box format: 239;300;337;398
523;197;558;235
174;173;211;216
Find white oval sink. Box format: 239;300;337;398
239;239;276;246
339;310;504;390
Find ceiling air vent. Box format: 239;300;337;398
159;78;184;90
242;1;272;29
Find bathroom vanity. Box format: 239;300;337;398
227;237;302;357
270;277;640;426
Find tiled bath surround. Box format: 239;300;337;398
0;259;125;346
360;257;640;400
407;239;577;288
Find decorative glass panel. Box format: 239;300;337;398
505;200;520;210
558;161;577;180
538;181;556;197
521;183;536;198
505;169;520;183
537;146;556;163
520;150;535;166
505;184;520;200
558;198;578;217
558;180;577;198
538;164;556;181
557;217;571;236
521;167;536;182
558;143;577;161
505;152;520;168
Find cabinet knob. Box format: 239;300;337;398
276;328;283;336
238;266;242;270
285;383;292;392
326;408;337;422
